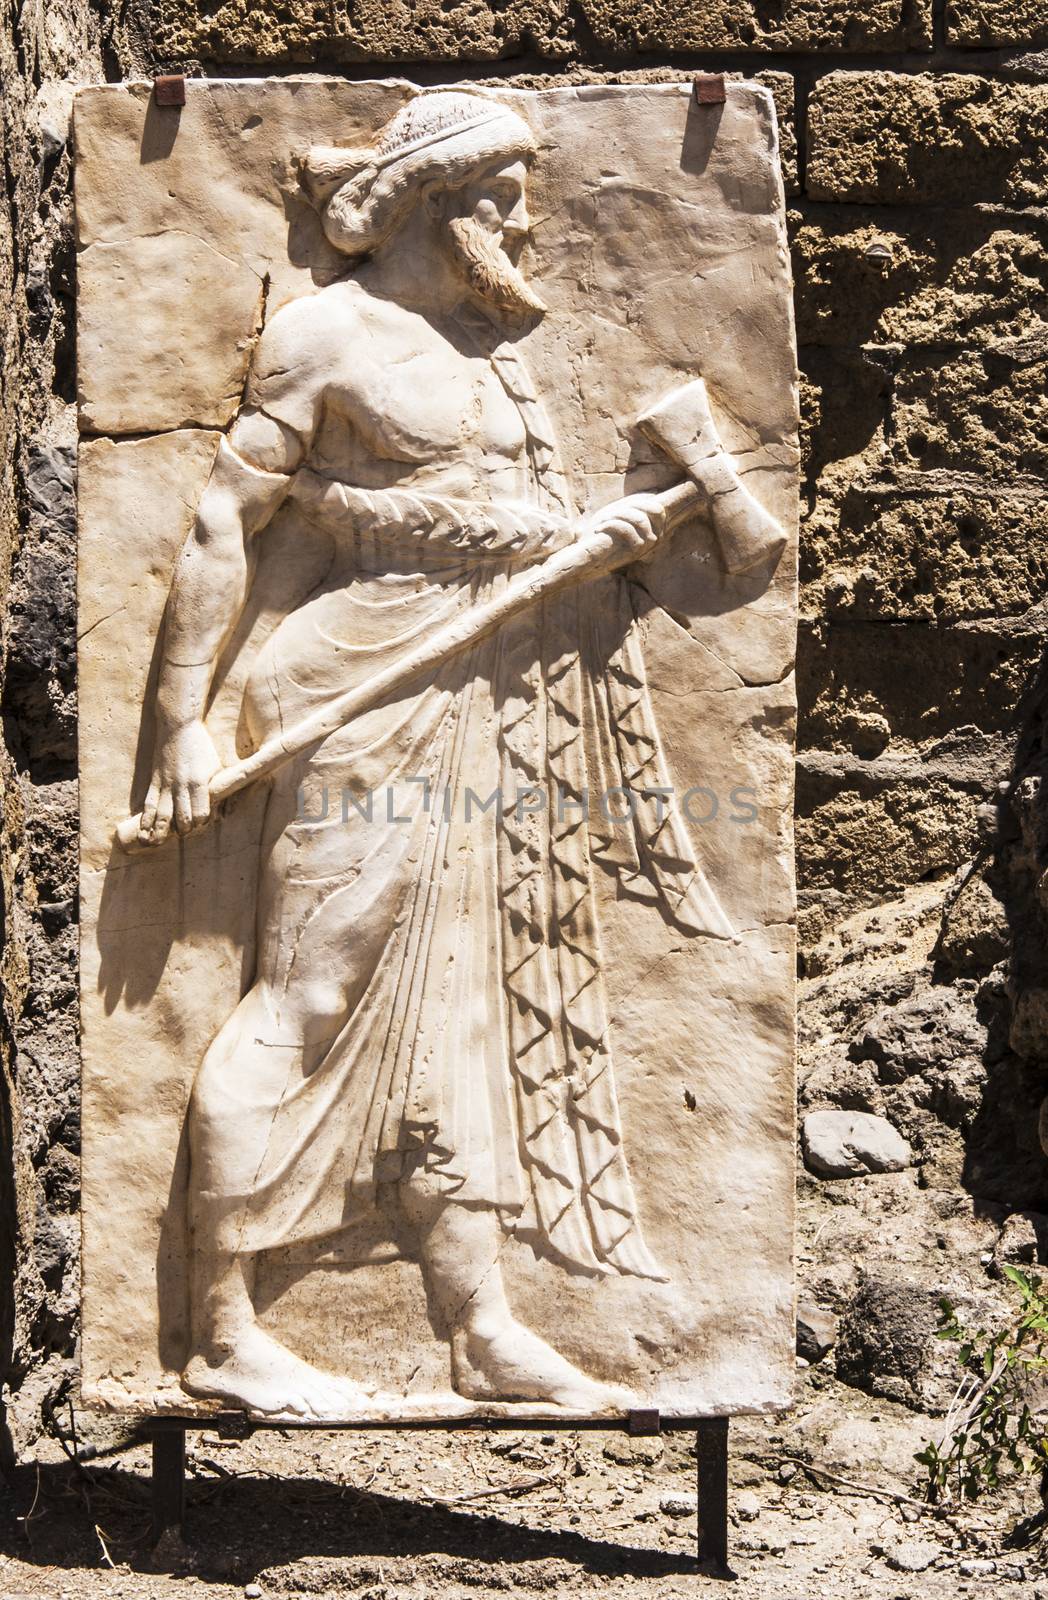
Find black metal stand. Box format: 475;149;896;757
149;1423;185;1540
146;1412;731;1572
696;1417;730;1573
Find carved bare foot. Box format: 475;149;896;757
182;1324;372;1421
451;1317;634;1411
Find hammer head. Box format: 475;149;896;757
637;378;721;470
637;378;786;576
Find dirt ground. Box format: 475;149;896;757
1;1378;1046;1600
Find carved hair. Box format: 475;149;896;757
298;92;538;259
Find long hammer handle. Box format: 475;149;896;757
115;480;699;852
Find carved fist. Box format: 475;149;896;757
139;719;221;845
584;493;668;570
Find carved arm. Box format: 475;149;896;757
138;436;293;843
289;467;571;562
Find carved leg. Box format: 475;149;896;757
180;987;374;1421
181;1227;372;1420
402;1183;633;1410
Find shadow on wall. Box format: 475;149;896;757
0;1026;19;1475
967;644;1048;1215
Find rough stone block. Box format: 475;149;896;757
800;479;1048;623
795;734;1002;924
946;0;1048;46
5;442;77;779
935;869;1010;977
568;0;931;54
965;1053;1048;1209
794;212;1048;352
799;621;1042;752
153;0;570;62
796;1297;837;1361
994;1209;1048;1266
151;0;931;61
884;1540;940;1574
890;341;1048;479
807;74;1048;207
850;982;989;1092
835;1273;944;1407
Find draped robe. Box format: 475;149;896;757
206;308;734;1283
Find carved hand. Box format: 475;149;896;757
138;719;222;846
115;489;680;852
581;492;669;571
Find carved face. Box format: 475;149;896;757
454;160;532;253
433;158;547;319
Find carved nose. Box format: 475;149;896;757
503;200;530;240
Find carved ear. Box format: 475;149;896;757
419;178;448;221
296;146;374;207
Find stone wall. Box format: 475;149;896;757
1;0;1046;1446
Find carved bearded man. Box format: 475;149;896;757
139;92;734;1419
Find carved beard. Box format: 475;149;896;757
446;216;547;319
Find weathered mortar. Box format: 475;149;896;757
2;0;1047;1445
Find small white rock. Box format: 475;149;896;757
885;1539;939;1573
660;1491;698;1518
244;1586;262;1599
802;1109;911;1179
958;1559;996;1577
735;1490;761;1522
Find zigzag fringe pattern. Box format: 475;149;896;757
495;602;604;1273
543;590;668;1282
488;339;667;1279
593;586;735;941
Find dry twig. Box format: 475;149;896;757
931;1349;1011;1502
428;1472;561;1505
777;1456;935;1513
20;1465;42;1549
94;1523;116;1569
